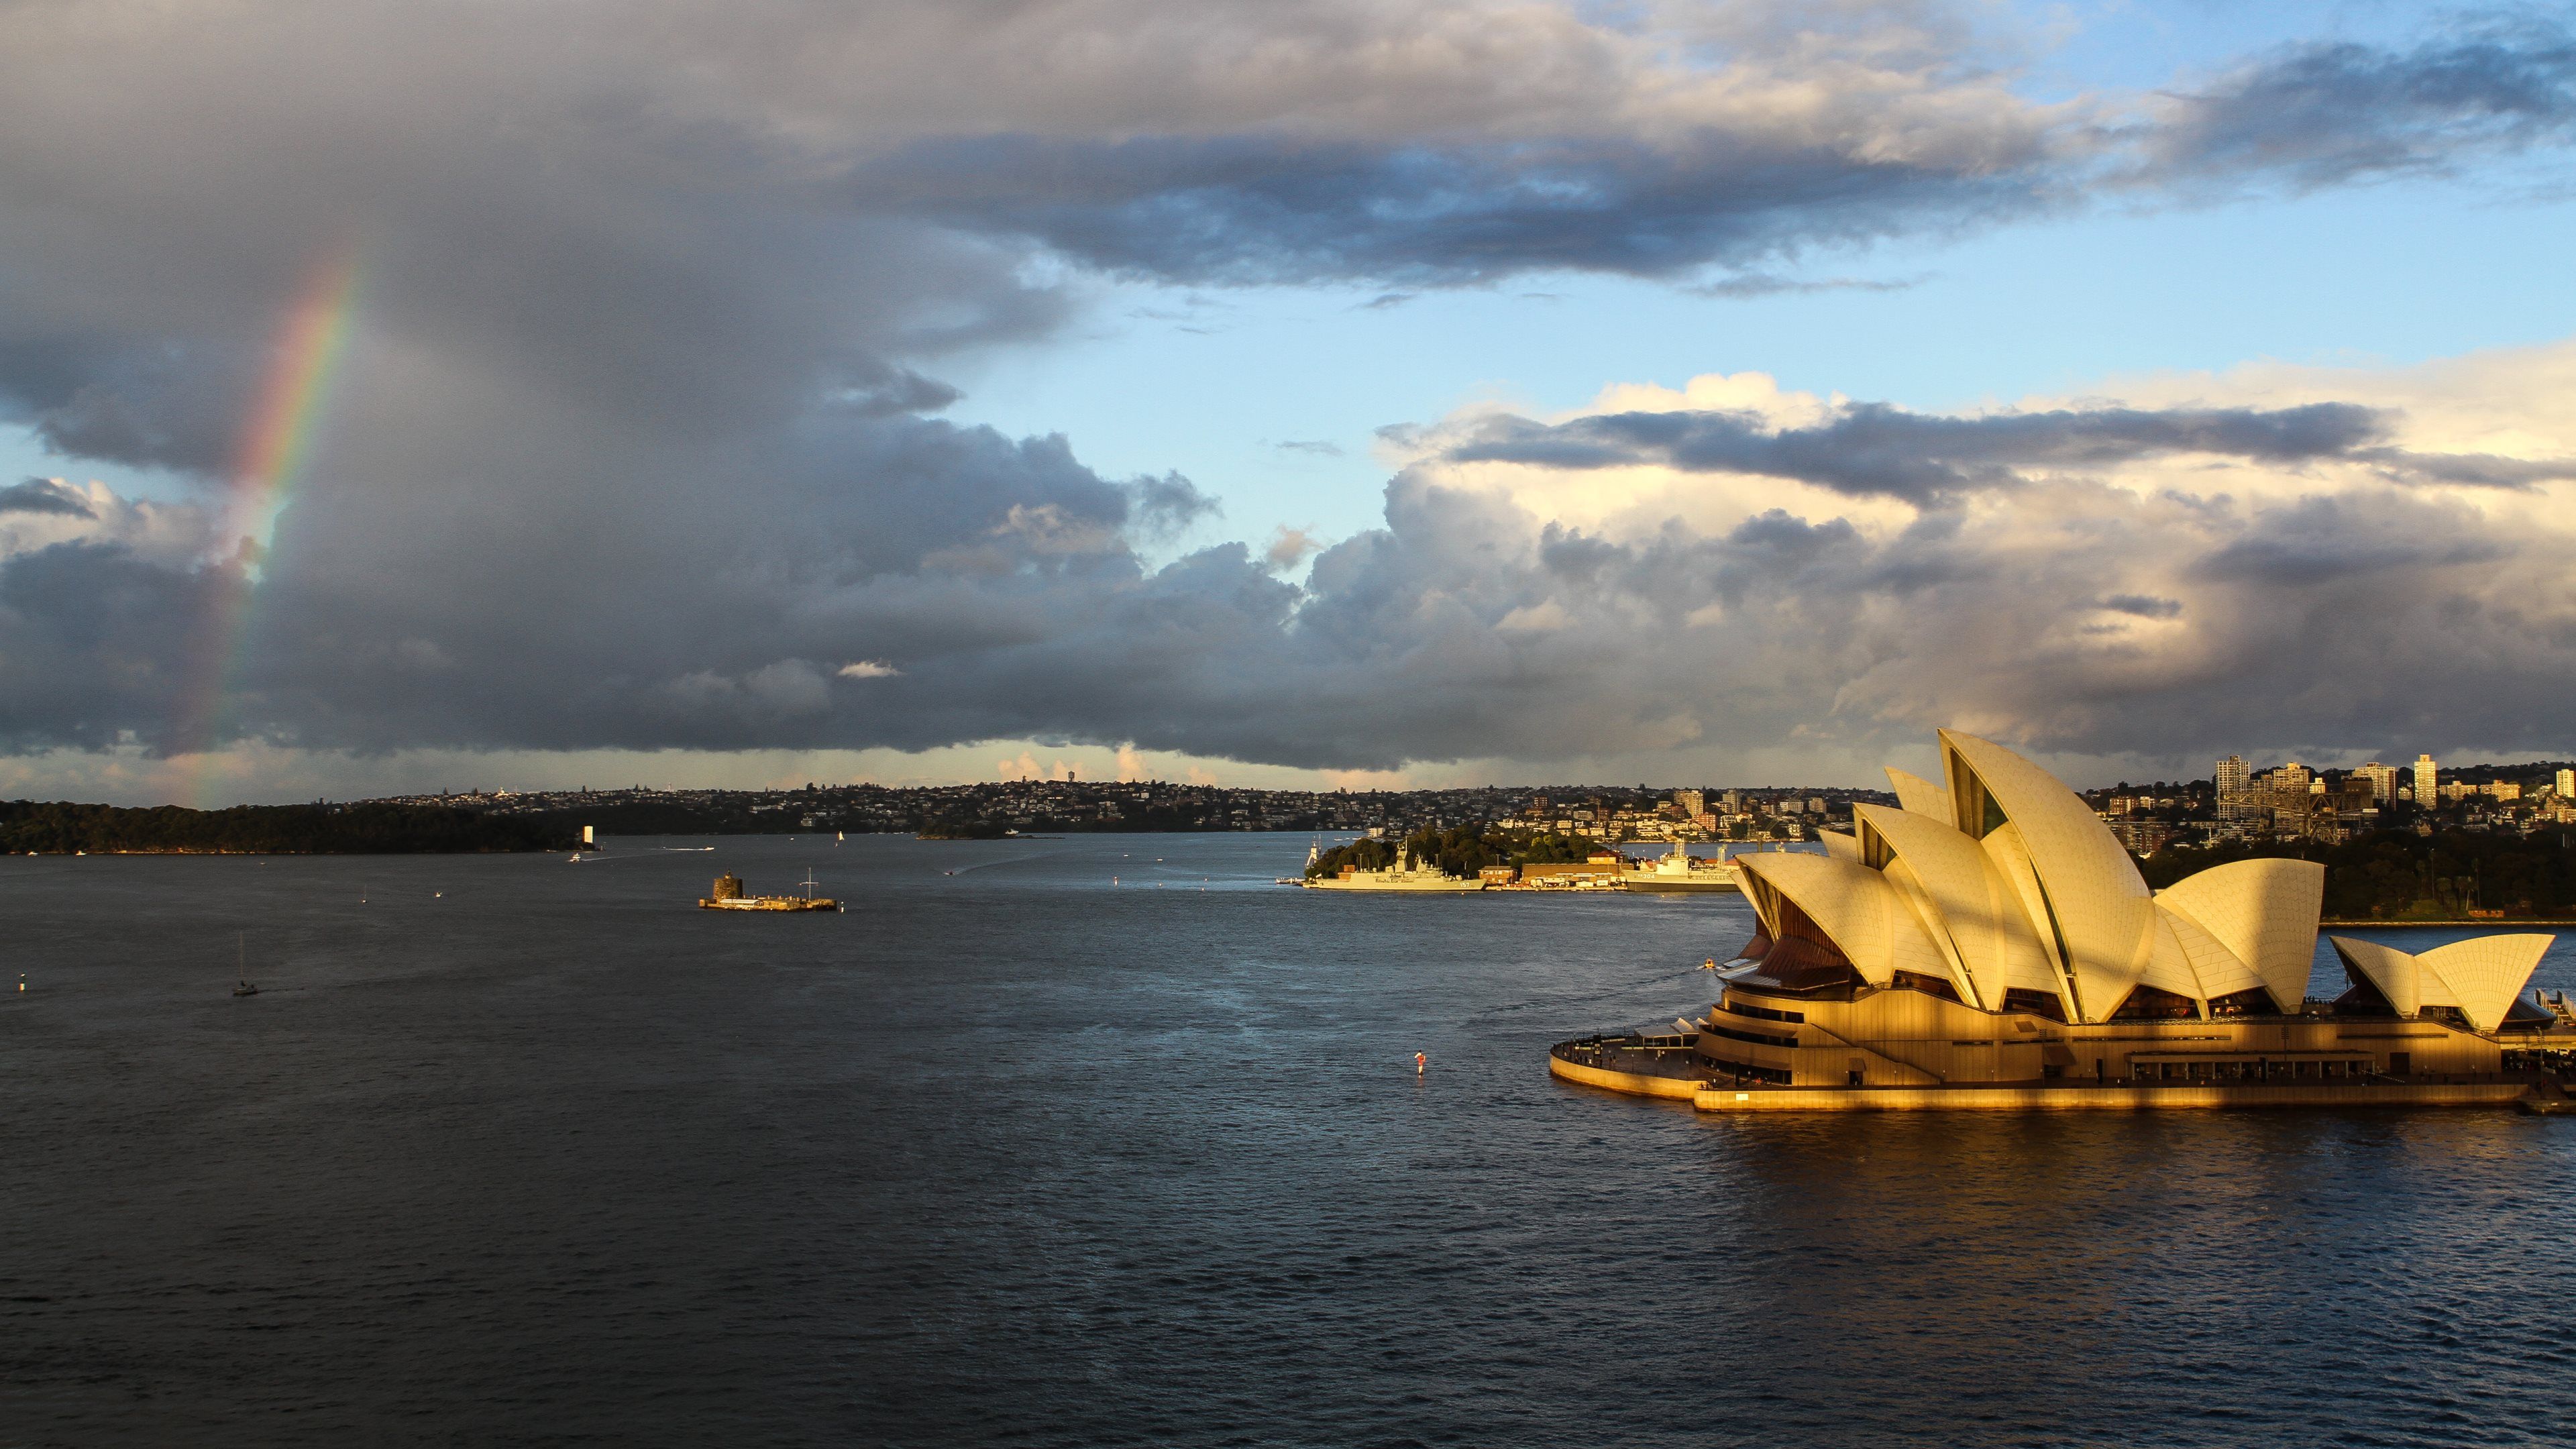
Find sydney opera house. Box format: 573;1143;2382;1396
1552;729;2574;1110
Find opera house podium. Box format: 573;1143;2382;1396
1551;729;2571;1112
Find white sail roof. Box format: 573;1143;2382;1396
1884;767;1951;823
1941;729;2157;1024
2418;937;2554;1031
2330;934;2551;1032
2152;903;2265;1005
1853;802;2055;1012
2157;858;2326;1013
1711;730;2495;1029
1733;852;1947;990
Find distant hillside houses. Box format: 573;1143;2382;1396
361;778;1891;842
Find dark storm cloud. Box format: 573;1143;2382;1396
0;1;2574;780
2192;495;2515;586
7;405;2575;774
0;541;226;752
1440;401;2392;503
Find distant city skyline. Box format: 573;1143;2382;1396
5;3;2576;804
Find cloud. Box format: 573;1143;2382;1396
2;3;2575;788
832;10;2576;287
838;660;901;679
1275;439;1344;457
1687;272;1929;299
1431;398;2410;504
10;339;2576;780
2145;20;2576;191
1265;526;1324;571
0;478;95;517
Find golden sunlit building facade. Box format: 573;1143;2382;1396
1553;729;2571;1110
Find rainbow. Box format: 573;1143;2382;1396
170;250;363;806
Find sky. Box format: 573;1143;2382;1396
3;0;2575;804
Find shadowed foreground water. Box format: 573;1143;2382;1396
8;833;2576;1447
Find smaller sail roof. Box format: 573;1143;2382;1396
2153;904;2265;1004
1884;767;1950;823
2157;859;2326;1013
2418;936;2554;1032
2330;934;2553;1032
2332;936;2423;1015
1734;852;1948;989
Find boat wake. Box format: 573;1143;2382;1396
943;853;1056;875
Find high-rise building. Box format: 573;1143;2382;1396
2215;755;2252;822
1675;789;1705;819
2250;763;2312;837
2415;754;2438;805
2557;768;2573;799
2356;762;2398;803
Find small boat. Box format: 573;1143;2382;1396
231;934;259;996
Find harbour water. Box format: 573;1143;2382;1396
9;833;2576;1446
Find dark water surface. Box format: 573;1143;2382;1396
10;834;2576;1447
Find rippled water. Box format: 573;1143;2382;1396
9;835;2576;1447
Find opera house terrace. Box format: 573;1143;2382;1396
1551;729;2576;1112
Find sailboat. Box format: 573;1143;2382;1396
231;933;260;997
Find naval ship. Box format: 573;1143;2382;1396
1621;840;1746;894
1301;839;1487;892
